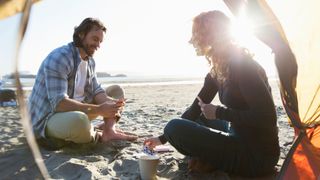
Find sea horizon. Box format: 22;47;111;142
1;75;204;91
1;74;279;91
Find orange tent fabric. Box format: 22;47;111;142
0;0;40;20
224;0;320;179
282;127;320;180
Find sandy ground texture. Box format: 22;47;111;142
0;81;294;179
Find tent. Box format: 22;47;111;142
0;0;40;20
0;0;49;178
224;0;320;179
1;0;319;179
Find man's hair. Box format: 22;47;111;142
73;17;107;47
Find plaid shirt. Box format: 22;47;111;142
28;42;104;138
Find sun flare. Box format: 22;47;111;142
230;9;256;48
229;8;276;77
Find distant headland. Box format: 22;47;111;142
2;72;127;79
96;72;127;78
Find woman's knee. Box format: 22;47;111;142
164;119;195;155
164;119;191;138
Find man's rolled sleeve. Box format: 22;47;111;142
44;53;72;111
92;76;105;96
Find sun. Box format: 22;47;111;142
230;8;256;48
229;8;276;77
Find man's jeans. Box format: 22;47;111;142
46;111;94;144
42;85;125;149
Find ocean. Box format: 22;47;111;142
1;75;279;92
1;76;204;91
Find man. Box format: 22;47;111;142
28;18;137;149
0;78;2;89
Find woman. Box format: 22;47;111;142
144;10;279;177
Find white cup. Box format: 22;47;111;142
138;155;159;180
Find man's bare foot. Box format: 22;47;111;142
115;129;138;136
101;128;138;142
95;122;137;136
95;122;105;130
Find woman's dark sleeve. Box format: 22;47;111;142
158;73;219;144
158;134;167;144
215;60;277;128
181;73;219;120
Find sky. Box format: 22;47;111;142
0;0;277;78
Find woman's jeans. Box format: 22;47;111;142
163;118;277;177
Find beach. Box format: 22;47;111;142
0;80;294;179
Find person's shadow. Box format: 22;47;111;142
0;133;133;179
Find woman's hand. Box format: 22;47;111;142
197;96;218;120
143;137;162;150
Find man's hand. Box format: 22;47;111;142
93;92;127;119
97;101;122;119
197;96;217;120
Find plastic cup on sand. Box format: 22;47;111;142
138;155;159;180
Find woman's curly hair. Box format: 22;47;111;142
191;11;252;84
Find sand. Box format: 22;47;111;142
0;81;294;179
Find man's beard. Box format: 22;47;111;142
81;42;96;57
